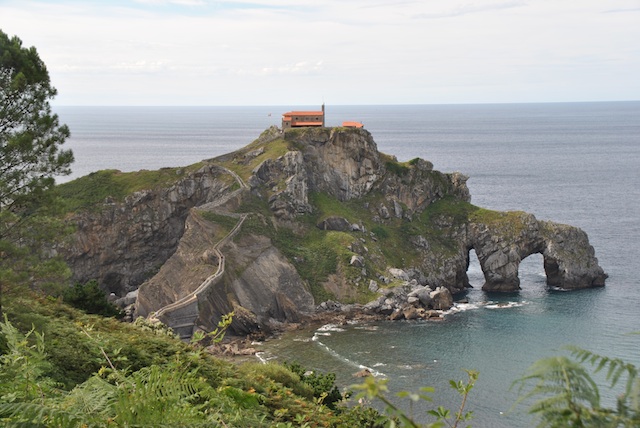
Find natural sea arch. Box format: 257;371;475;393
465;248;546;291
461;215;607;292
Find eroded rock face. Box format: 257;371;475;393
59;127;607;337
206;234;314;334
60;165;234;295
135;211;222;318
251;128;471;220
539;221;608;289
415;211;608;294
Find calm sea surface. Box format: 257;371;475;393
55;102;640;426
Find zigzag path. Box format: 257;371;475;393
150;167;248;340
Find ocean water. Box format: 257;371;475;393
55;102;640;426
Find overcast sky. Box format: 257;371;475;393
2;0;639;106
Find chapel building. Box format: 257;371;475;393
281;104;325;129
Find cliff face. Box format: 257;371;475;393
61;165;234;295
59;127;606;336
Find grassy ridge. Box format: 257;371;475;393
55;165;204;213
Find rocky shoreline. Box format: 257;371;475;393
60;126;606;342
209;275;461;358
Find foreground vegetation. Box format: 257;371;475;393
0;295;486;427
0;295;386;427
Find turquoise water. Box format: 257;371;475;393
55;102;640;426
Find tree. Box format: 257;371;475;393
0;30;74;313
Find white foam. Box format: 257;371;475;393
441;301;483;317
485;301;527;309
313;337;387;377
317;323;346;332
354;325;379;331
255;351;277;364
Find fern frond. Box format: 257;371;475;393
566;345;639;403
0;401;83;427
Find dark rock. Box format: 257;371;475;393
403;306;419;320
389;309;405;321
317;216;351;231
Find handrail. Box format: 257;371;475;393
150;167;248;329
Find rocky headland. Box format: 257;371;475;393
57;126;607;338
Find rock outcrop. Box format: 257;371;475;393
60;165;235;295
58;126;607;338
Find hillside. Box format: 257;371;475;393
55;126;607;337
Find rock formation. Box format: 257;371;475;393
58;126;607;337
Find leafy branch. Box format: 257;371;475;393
513;344;640;427
352;369;478;428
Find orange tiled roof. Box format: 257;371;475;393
342;121;364;128
282;111;324;116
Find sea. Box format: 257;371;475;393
54;102;640;427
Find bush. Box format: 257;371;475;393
62;280;122;318
284;361;344;409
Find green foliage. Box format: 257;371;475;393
352;369;478;428
238;362;315;400
1;199;72;313
386;160;410;176
283;361;344;409
0;301;392;427
0;314;58;403
0;30;73;213
62;280;122;318
220;135;293;182
1;30;74;316
371;225;390;240
191;311;234;346
200;210;241;232
55;166;201;213
514;345;640;427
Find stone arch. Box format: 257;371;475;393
465;248;485;288
465;216;606;292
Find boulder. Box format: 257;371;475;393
317;216;352;231
408;286;432;307
403;306;419;320
430;287;453;310
389;309;404;321
388;268;409;281
350;255;365;267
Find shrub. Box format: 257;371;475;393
284;361;344;409
62;280;122;318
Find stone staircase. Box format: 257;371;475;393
150;167;248;340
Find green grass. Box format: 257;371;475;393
0;294;387;427
219;137;294;182
55;164;203;213
199;211;241;237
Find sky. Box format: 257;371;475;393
2;0;640;106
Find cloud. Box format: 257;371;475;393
413;1;525;19
1;0;639;105
603;7;640;13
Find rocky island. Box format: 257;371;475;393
57;126;607;339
